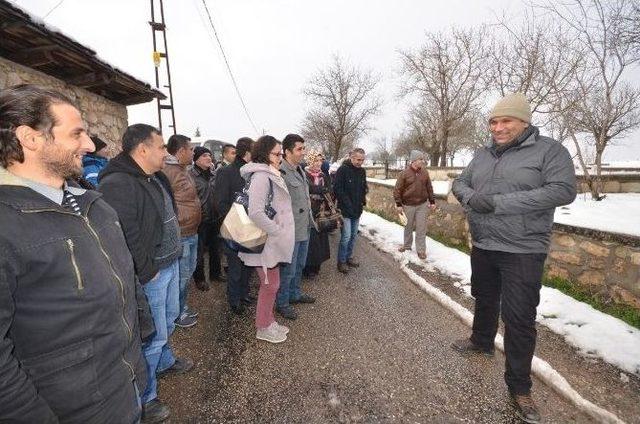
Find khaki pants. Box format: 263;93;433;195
403;201;428;254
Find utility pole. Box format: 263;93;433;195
149;0;177;135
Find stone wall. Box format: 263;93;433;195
0;56;128;157
366;180;640;310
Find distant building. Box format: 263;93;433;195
0;0;165;156
189;137;229;161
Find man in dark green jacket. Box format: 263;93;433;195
0;84;147;423
452;92;576;424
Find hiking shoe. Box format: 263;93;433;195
337;262;350;274
274;321;290;335
417;252;427;260
291;293;315;304
175;313;197;328
510;393;541;424
347;258;360;268
141;399;170;423
230;304;248;316
451;338;494;356
276;305;298;320
257;322;287;343
194;279;210;291
157;357;194;379
185;306;198;318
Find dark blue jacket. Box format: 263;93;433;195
82;154;108;186
333;159;368;219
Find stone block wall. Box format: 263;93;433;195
0;56;128;157
547;226;640;309
367;180;640;311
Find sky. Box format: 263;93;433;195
11;0;640;164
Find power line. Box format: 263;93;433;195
43;0;65;19
199;0;259;133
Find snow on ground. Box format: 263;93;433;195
368;178;451;197
359;211;640;377
555;193;640;237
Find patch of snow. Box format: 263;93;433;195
367;178;451;197
360;211;625;423
359;211;640;377
554;193;640;237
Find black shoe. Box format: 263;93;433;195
230;304;247;316
337;262;350;274
291;293;316;304
276;305;298;320
510;393;541;424
194;279;210;291
175;313;198;328
347;258;360;268
241;295;256;305
141;399;170;423
451;338;494;356
157;357;194;379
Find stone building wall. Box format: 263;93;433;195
366;180;640;310
0;56;128;157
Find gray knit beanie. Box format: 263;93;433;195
489;92;532;123
409;150;425;162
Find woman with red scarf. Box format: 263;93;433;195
303;150;332;278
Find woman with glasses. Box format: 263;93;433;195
238;135;295;343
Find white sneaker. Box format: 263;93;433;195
256;322;287;343
274;321;290;335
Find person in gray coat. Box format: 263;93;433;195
238;136;295;343
451;93;576;424
275;134;316;320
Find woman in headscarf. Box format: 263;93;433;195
303;149;332;278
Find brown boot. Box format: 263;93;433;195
417;252;426;260
337;262;350;274
510;393;541;424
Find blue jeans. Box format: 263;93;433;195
276;237;309;308
338;217;360;263
178;234;198;316
141;260;180;404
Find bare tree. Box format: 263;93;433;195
537;0;640;200
489;9;583;125
398;27;490;167
300;55;382;160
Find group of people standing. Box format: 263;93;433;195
0;82;371;424
0;83;575;424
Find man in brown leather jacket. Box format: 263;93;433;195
163;134;202;328
393;150;436;259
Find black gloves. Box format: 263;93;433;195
468;193;496;213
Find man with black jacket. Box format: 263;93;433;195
191;146;225;290
100;124;193;423
333;148;368;274
0;85;147;423
214;137;255;315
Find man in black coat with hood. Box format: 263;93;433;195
213;136;255;315
99;124;193;423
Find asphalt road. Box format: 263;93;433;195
160;235;602;423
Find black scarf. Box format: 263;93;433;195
492;125;536;157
